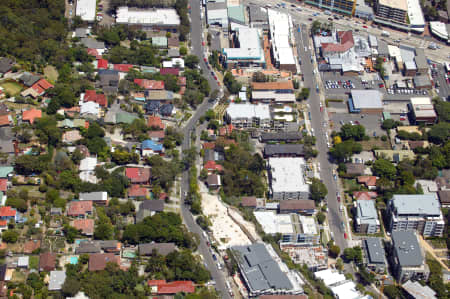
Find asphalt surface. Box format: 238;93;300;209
296;24;348;251
179;0;230;297
434;64;450;100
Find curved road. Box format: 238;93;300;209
179;0;231;298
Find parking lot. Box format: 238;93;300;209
329;109;385;138
321;73;386;96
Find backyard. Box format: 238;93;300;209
1;81;22;96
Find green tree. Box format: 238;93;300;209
339;124;366;141
94;223;114;240
329;245;340;258
428;122;450;144
383;285;402;299
382;119;401;130
223;72;241;94
316;212;326;224
2;230;19;243
185;55;199;69
372;159;396;180
297;88;310;101
63;225;79;244
330;140;362;162
310;178;328;202
62;276;81;297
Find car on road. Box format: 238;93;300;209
362;25;368;29
341;221;345;229
333;174;337;181
212;254;217;261
344;233;348;239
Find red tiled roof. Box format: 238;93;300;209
148;280;195;294
23;240;41;254
357;176;377;186
0;115;10;126
177;77;186;86
322;31;354;53
89;253;120;271
0;179;7;192
160;68;179;76
219;124;233;136
125;168;151;184
353;191;378;201
128;185;149;197
87;48;101;59
73;219;94;235
36;79;53;90
202;142;215;149
179;86;186;95
148;130;165;139
22;109;42;124
84;90;107;107
113;64;133;72
134;79;165;90
31;84;45;95
251;81;294;90
97;59;108;69
241;196;257;207
39;252;56;272
0;220;7;227
147;116;165;129
203;161;223;172
67;200;93;217
0;206;16;217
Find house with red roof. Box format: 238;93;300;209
89;253;120;271
87;48;101;59
219;124;234;136
29;79;54;98
22;109;42;124
134;79;165;90
353;191;378;201
67;201;93;218
148;130;165;141
0;115;11;127
72;219;94;236
128;185;149;199
147;116;165;130
83;90;107;107
148;280;195;295
113;64;133;72
177;77;186;86
0;207;17;222
125;168;151;184
23;240;41;254
203;161;223;173
0;179;8;192
202;142;215;150
0;220;7;232
357;176;378;190
160;68;179;76
96;59;108;70
321;31;354;56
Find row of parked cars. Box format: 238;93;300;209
325;80;355;89
386;88;427;95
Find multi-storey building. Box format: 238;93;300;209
375;0;407;23
305;0;357;16
388;194;444;237
355;200;380;234
268;157;309;200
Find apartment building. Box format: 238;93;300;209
268;157;309;200
225;103;271;128
375;0;407;23
305;0;357;16
390;231;430;282
355;200;380;234
387;194;444;237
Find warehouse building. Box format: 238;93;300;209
115;7;180;31
349;89;383;113
408;97;437;125
268;157;309;200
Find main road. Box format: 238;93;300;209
179;0;231;297
295;24;348;251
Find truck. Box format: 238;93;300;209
381;30;390;37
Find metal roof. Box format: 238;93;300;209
356;200;378;225
264;144;304;156
392;194;441;216
392;231;424;267
248;5;268;23
351;90;383;109
402;280;437;299
364;238;386;264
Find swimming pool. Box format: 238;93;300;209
70;256;78;264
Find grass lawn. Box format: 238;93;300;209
29;255;39;270
44;65;58;82
11;270;27;283
1;81;22;96
360;138;391;151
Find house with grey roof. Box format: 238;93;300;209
136;200;164;223
402;280;437;299
363;238;386;273
355;200;380;234
263;144;304;158
387;194;444;237
390;231;429;282
81;37;105;50
231;243;303;296
48;271;66;291
260;131;302;143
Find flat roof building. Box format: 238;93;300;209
223;27;265;69
388;194;444;237
375;0;407;24
206;1;228;27
76;0;96;22
349;90;383;113
363;238;387;273
231;243;304;296
267;9;296;72
409;97;437;125
268;157;309;200
355;200;380;234
390;231;429;282
116;7;180;30
225;103;271;128
248;5;268;30
305;0;357;16
264;144;304;158
375;0;425;33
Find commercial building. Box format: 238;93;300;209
222;28;265;69
305;0;357;16
354;0;374;20
206;0;228;27
248;5;269;30
225;103;271;128
260;131;302;143
267;10;296;72
116;7;180;31
408;97;437;125
263;144;304;158
388;194;444;237
390;231;429;282
430;21;450;43
251;81;295;103
355;200;380;234
349;90;383;113
230;243;304;296
363;238;387;273
76;0;96;22
374;0;425;33
268;157;309;200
